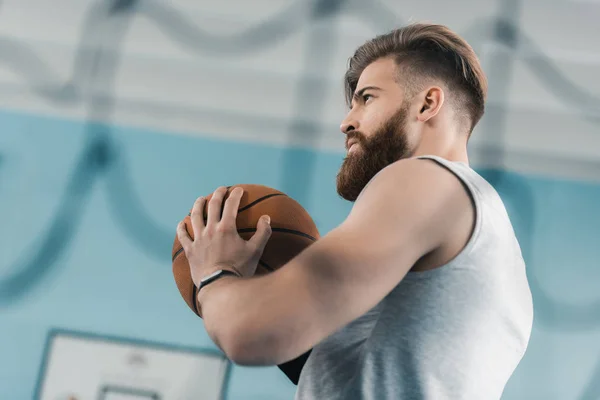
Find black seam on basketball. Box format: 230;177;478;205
187;193;286;218
238;227;317;242
172;225;316;262
171;228;317;262
258;259;274;272
174;252;289;273
172;247;184;262
238;193;285;212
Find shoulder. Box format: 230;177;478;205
345;157;475;254
350;157;472;217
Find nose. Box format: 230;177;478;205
340;116;359;135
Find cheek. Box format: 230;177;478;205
360;110;386;137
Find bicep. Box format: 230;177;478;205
296;160;471;312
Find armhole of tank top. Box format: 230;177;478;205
405;155;484;278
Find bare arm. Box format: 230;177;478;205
199;158;474;365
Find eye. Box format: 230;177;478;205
362;94;373;102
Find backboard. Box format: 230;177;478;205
34;329;231;400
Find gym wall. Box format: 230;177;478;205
1;1;599;399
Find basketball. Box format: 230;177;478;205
172;184;320;318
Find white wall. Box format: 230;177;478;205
0;0;599;181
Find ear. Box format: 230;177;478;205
417;86;444;123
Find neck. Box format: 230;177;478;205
411;129;469;164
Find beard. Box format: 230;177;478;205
336;104;413;202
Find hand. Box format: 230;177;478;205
176;186;272;287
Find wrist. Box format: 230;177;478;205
197;271;240;306
196;266;240;290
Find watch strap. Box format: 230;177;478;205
198;269;240;292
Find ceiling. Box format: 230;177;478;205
0;0;599;181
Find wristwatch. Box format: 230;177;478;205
198;269;240;292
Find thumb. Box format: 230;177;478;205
250;215;272;251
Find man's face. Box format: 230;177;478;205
336;58;415;201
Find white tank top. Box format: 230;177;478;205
295;155;534;400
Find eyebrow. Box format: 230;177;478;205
353;85;383;101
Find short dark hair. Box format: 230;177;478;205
344;23;488;134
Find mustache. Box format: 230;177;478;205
345;131;367;147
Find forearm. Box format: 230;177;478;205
197;237;351;366
198;270;302;365
196;275;244;354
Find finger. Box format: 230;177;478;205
249;215;272;251
221;187;243;229
176;221;193;250
207;186;228;227
190;196;206;234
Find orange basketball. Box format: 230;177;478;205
172;184;320;318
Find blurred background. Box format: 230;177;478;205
1;0;599;399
